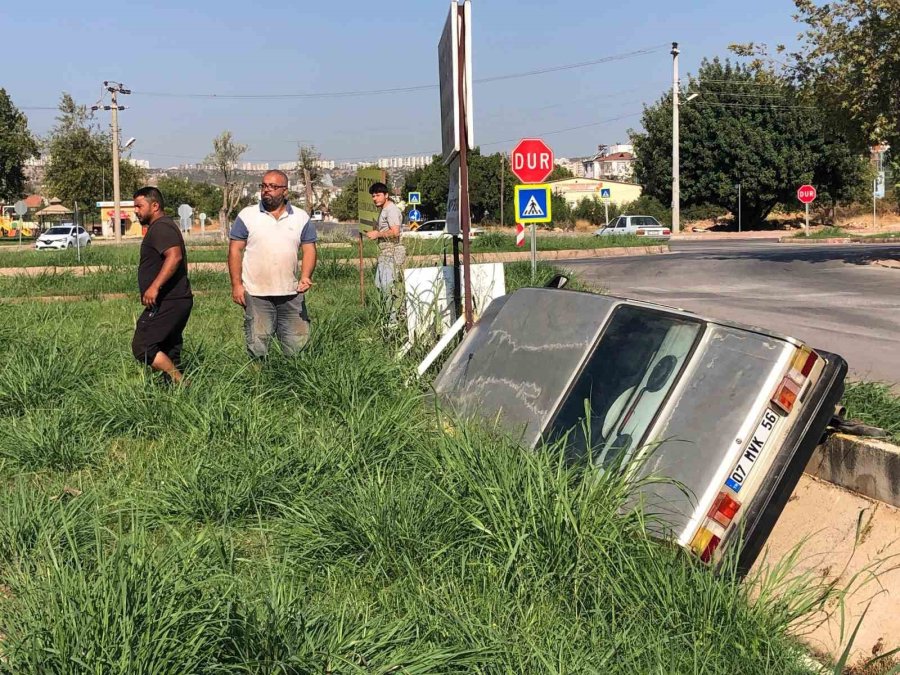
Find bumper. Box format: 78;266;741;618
733;350;848;576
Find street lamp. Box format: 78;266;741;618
123;137;136;150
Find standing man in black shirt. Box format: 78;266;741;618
131;186;193;383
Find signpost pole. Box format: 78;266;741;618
358;232;365;307
805;203;809;237
873;178;877;230
530;223;537;281
604;201;609;226
452;234;461;319
74;201;81;262
458;3;473;330
737;183;742;233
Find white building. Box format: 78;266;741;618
376;155;433;170
126;158;151;169
240;162;270;171
582;143;636;181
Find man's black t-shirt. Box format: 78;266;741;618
138;216;192;301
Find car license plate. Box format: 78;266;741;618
725;407;779;493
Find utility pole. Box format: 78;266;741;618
736;183;742;233
671;42;680;235
94;82;130;244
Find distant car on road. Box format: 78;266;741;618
595;215;671;240
402;219;484;240
34;225;91;250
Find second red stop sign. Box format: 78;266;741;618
511;138;554;184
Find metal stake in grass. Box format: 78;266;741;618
358;231;365;306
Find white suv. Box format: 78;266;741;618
35;225;92;250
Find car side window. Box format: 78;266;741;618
616;218;627;228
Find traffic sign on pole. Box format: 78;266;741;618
13;200;27;217
797;185;816;237
514;184;552;224
408;208;422;223
797;185;817;204
599;188;611;203
515;223;525;247
408;192;421;205
511;138;554;184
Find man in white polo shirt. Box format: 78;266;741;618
228;170;317;358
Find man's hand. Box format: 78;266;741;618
231;283;246;307
297;277;313;293
365;230;380;240
142;284;159;308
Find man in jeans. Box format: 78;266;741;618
131;186;193;383
228;170;317;358
365;182;406;324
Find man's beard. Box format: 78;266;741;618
137;213;152;225
262;195;284;211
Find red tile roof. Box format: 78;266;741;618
24;195;45;209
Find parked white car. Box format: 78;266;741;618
594;215;671;240
402;219;484;240
34;225;92;250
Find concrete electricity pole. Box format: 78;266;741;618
94;82;130;244
671;42;680;235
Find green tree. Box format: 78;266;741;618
403;151;519;225
330;184;357;222
156;176;223;219
205;131;248;235
631;59;863;225
0;89;38;202
44;94;145;213
548;165;574;181
790;0;900;151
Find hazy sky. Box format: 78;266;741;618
5;0;805;167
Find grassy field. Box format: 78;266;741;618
0;232;651;268
0;261;837;673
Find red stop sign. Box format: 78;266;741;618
511;138;554;184
797;184;817;204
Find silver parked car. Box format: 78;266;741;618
34;225;92;250
595;215;671;240
434;287;846;574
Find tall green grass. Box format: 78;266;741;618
0;271;828;672
842;382;900;443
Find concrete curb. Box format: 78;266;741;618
779;237;854;244
779;236;900;244
806;433;900;508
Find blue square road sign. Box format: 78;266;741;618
514;184;552;224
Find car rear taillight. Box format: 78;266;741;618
772;377;800;413
708;491;741;528
662;228;671;235
772;347;819;414
690;527;722;563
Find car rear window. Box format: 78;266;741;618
547;305;702;466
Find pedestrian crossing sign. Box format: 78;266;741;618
514;184;552;224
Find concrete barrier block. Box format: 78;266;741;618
805;433;900;508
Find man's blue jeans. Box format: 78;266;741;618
243;293;309;358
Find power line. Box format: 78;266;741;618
129;45;668;100
135;110;644;165
694;101;816;110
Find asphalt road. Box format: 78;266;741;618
559;239;900;385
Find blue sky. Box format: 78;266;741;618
5;0;805;167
